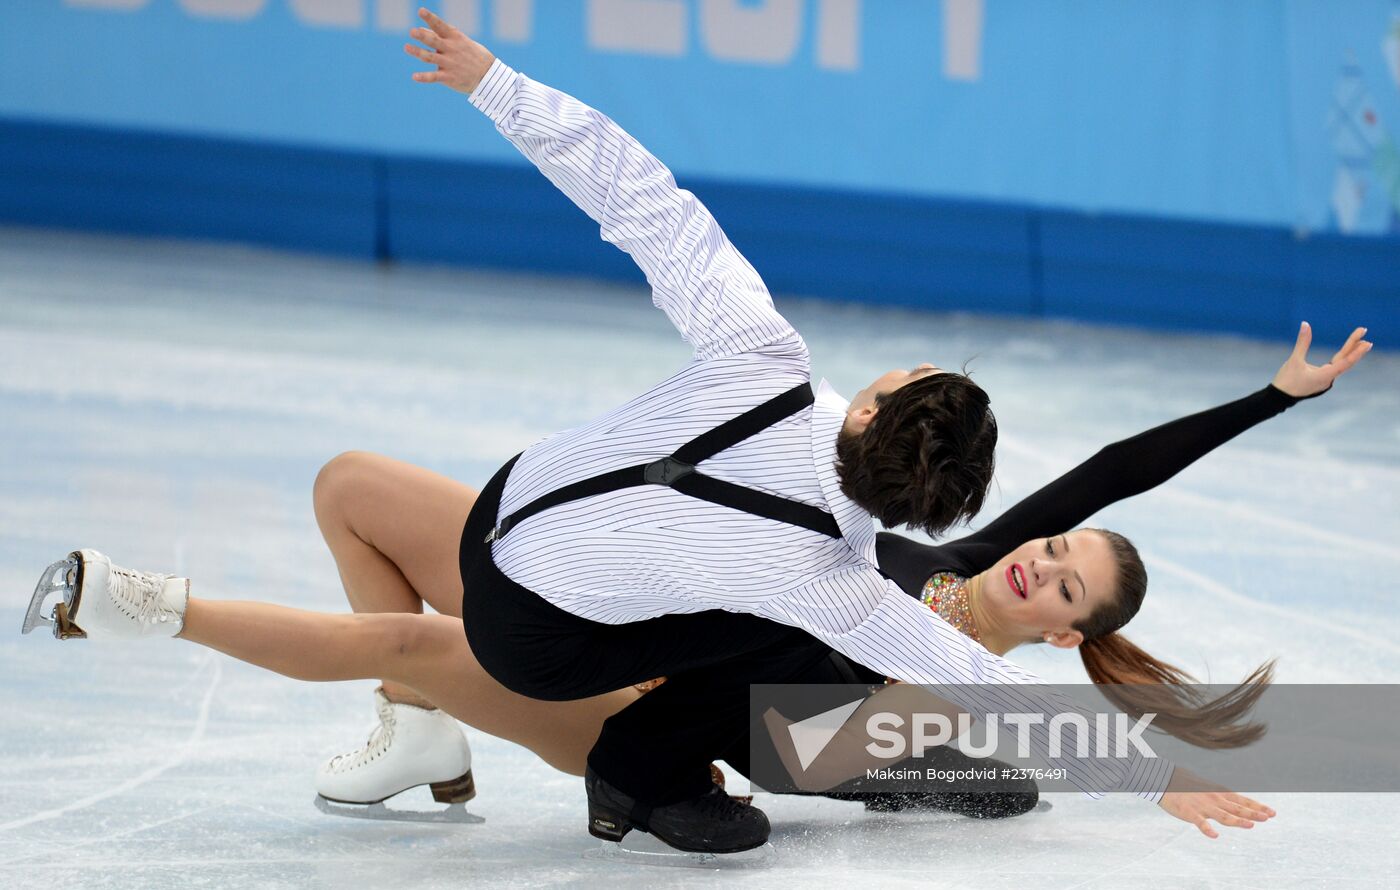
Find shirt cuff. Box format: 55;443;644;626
468;57;518;122
1127;756;1175;803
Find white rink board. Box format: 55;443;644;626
1;227;1398;889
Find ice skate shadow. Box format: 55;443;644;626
769;800;1052;850
313;796;485;825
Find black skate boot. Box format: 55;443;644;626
585;767;770;854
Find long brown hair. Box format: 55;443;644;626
1074;529;1275;749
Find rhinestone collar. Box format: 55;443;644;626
919;571;981;643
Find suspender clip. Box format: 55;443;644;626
643;457;695;486
485;515;515;544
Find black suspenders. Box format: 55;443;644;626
486;382;843;543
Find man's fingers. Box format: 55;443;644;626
420;6;455;37
412;69;444;82
1195;816;1219;839
404;43;440;65
411;27;445;50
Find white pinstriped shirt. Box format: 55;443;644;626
469;60;1172;800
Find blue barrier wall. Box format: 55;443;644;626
1;1;1396;342
5;115;1391;345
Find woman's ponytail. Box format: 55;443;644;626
1077;530;1274;750
1079;631;1274;749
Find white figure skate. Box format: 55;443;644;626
314;687;482;824
22;550;188;640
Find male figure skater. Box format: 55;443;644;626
400;8;1253;854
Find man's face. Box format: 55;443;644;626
847;364;942;415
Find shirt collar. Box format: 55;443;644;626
810;379;880;566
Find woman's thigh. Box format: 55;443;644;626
399;614;641;775
317;451;478;617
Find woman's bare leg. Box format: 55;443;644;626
300;450;645;773
311;451;472;706
178;597;638;774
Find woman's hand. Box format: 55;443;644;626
404;7;495;95
1157;767;1275;838
1271;322;1372;399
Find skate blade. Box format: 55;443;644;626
583;832;776;869
21;556;81;638
314;795;484;825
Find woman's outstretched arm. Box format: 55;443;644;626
941;323;1372;558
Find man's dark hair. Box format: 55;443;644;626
835;372;997;535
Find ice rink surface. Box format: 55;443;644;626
1;227;1398;888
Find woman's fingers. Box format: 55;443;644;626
1163;784;1272;838
1211;808;1255;829
1224;792;1275;819
1347;338;1374;365
1220;799;1269;822
1205;792;1272;830
1329;337;1373;377
1331;327;1368;364
1291;321;1313;362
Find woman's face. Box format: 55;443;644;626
984;529;1120;648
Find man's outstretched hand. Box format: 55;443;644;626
404;7;494;95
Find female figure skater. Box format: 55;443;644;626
22;7;1360;852
300;319;1366;829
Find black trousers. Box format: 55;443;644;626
459;455;831;805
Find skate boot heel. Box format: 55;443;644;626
587;805;632;843
53;601;88;640
314;689;480;824
429;769;477;804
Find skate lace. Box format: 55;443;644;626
329;699;396;773
110;566;178;625
695;785;751;822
